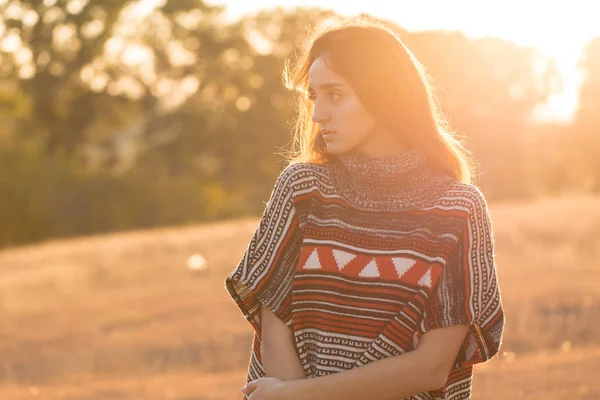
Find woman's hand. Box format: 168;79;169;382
242;377;285;400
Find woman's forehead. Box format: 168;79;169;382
308;57;348;90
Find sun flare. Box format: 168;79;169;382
215;0;600;123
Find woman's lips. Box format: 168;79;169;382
321;129;337;138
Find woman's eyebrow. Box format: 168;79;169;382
307;82;345;92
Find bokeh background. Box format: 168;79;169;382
0;0;599;399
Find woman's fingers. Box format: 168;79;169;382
242;379;259;395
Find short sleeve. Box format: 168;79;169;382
225;164;307;337
421;185;505;369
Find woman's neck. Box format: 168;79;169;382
328;148;455;211
348;126;412;158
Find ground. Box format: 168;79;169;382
0;194;599;399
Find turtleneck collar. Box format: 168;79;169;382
328;148;456;211
336;148;428;186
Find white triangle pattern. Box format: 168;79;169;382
358;259;380;277
418;267;432;288
391;257;417;278
303;248;322;270
332;249;357;271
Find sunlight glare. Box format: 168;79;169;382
0;32;22;53
22;10;39;27
66;0;88;15
215;0;600;123
128;0;167;19
122;44;153;67
4;3;23;20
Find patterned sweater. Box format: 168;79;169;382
225;149;505;400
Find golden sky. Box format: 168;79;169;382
211;0;600;124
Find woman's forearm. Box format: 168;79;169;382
279;346;443;400
261;339;306;380
260;305;306;380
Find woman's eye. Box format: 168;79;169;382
307;92;341;103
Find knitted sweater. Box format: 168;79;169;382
225;149;505;400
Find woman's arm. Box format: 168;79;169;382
260;304;306;380
245;323;469;400
283;324;469;400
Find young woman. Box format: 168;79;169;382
225;17;504;400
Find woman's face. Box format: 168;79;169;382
307;56;395;156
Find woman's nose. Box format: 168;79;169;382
311;100;330;124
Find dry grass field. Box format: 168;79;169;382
0;194;599;399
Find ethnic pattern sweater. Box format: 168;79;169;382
225;149;505;400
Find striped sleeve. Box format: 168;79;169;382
422;184;505;369
225;163;306;335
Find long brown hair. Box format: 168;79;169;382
283;17;474;184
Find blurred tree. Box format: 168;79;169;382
214;7;337;205
0;0;250;245
577;37;600;131
136;7;336;211
397;29;560;196
0;0;136;155
0;0;226;160
573;36;600;190
0;4;578;247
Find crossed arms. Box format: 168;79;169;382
257;304;469;400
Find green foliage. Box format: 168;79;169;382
0;136;242;248
0;3;598;248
